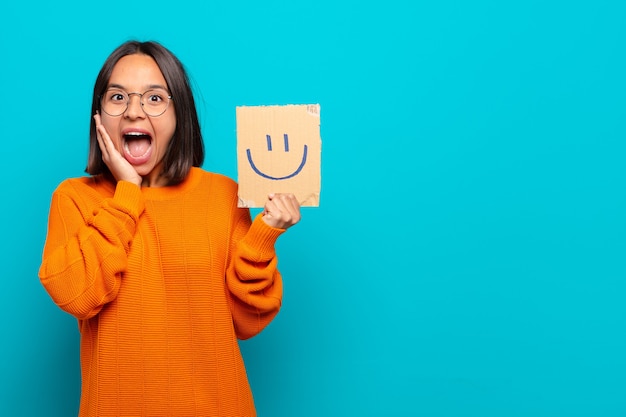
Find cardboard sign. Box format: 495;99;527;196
236;104;321;208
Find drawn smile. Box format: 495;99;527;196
246;134;308;180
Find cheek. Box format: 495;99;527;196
156;115;177;144
101;117;120;138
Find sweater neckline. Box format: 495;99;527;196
139;167;203;200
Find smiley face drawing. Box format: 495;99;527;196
246;134;308;180
236;104;321;208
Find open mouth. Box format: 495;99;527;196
122;131;153;164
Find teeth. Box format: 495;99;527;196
124;132;148;137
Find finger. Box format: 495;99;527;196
94;114;107;158
94;114;118;160
265;193;300;225
285;193;301;213
272;193;300;216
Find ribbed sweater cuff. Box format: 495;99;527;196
243;213;285;260
113;181;145;220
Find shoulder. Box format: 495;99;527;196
192;167;238;193
55;175;112;194
52;175;115;202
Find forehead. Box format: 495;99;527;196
108;54;167;89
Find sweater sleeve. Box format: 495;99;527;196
226;212;285;340
39;180;144;320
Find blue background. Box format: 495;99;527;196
2;1;625;416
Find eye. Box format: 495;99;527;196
146;90;166;103
107;90;126;102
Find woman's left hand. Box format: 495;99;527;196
261;193;301;230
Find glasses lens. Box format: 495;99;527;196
101;89;128;117
141;89;170;117
100;89;171;117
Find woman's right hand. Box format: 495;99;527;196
94;113;142;187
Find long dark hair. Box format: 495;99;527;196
86;40;204;185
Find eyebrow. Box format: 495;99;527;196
107;83;169;91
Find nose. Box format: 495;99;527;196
124;93;145;119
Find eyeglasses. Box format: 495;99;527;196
100;88;172;117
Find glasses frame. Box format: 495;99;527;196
100;88;173;117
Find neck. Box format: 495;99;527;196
142;171;168;187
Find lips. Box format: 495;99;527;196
121;129;153;165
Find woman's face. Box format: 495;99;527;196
100;53;176;187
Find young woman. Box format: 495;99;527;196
39;40;300;417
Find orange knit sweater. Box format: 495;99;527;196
39;167;284;417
